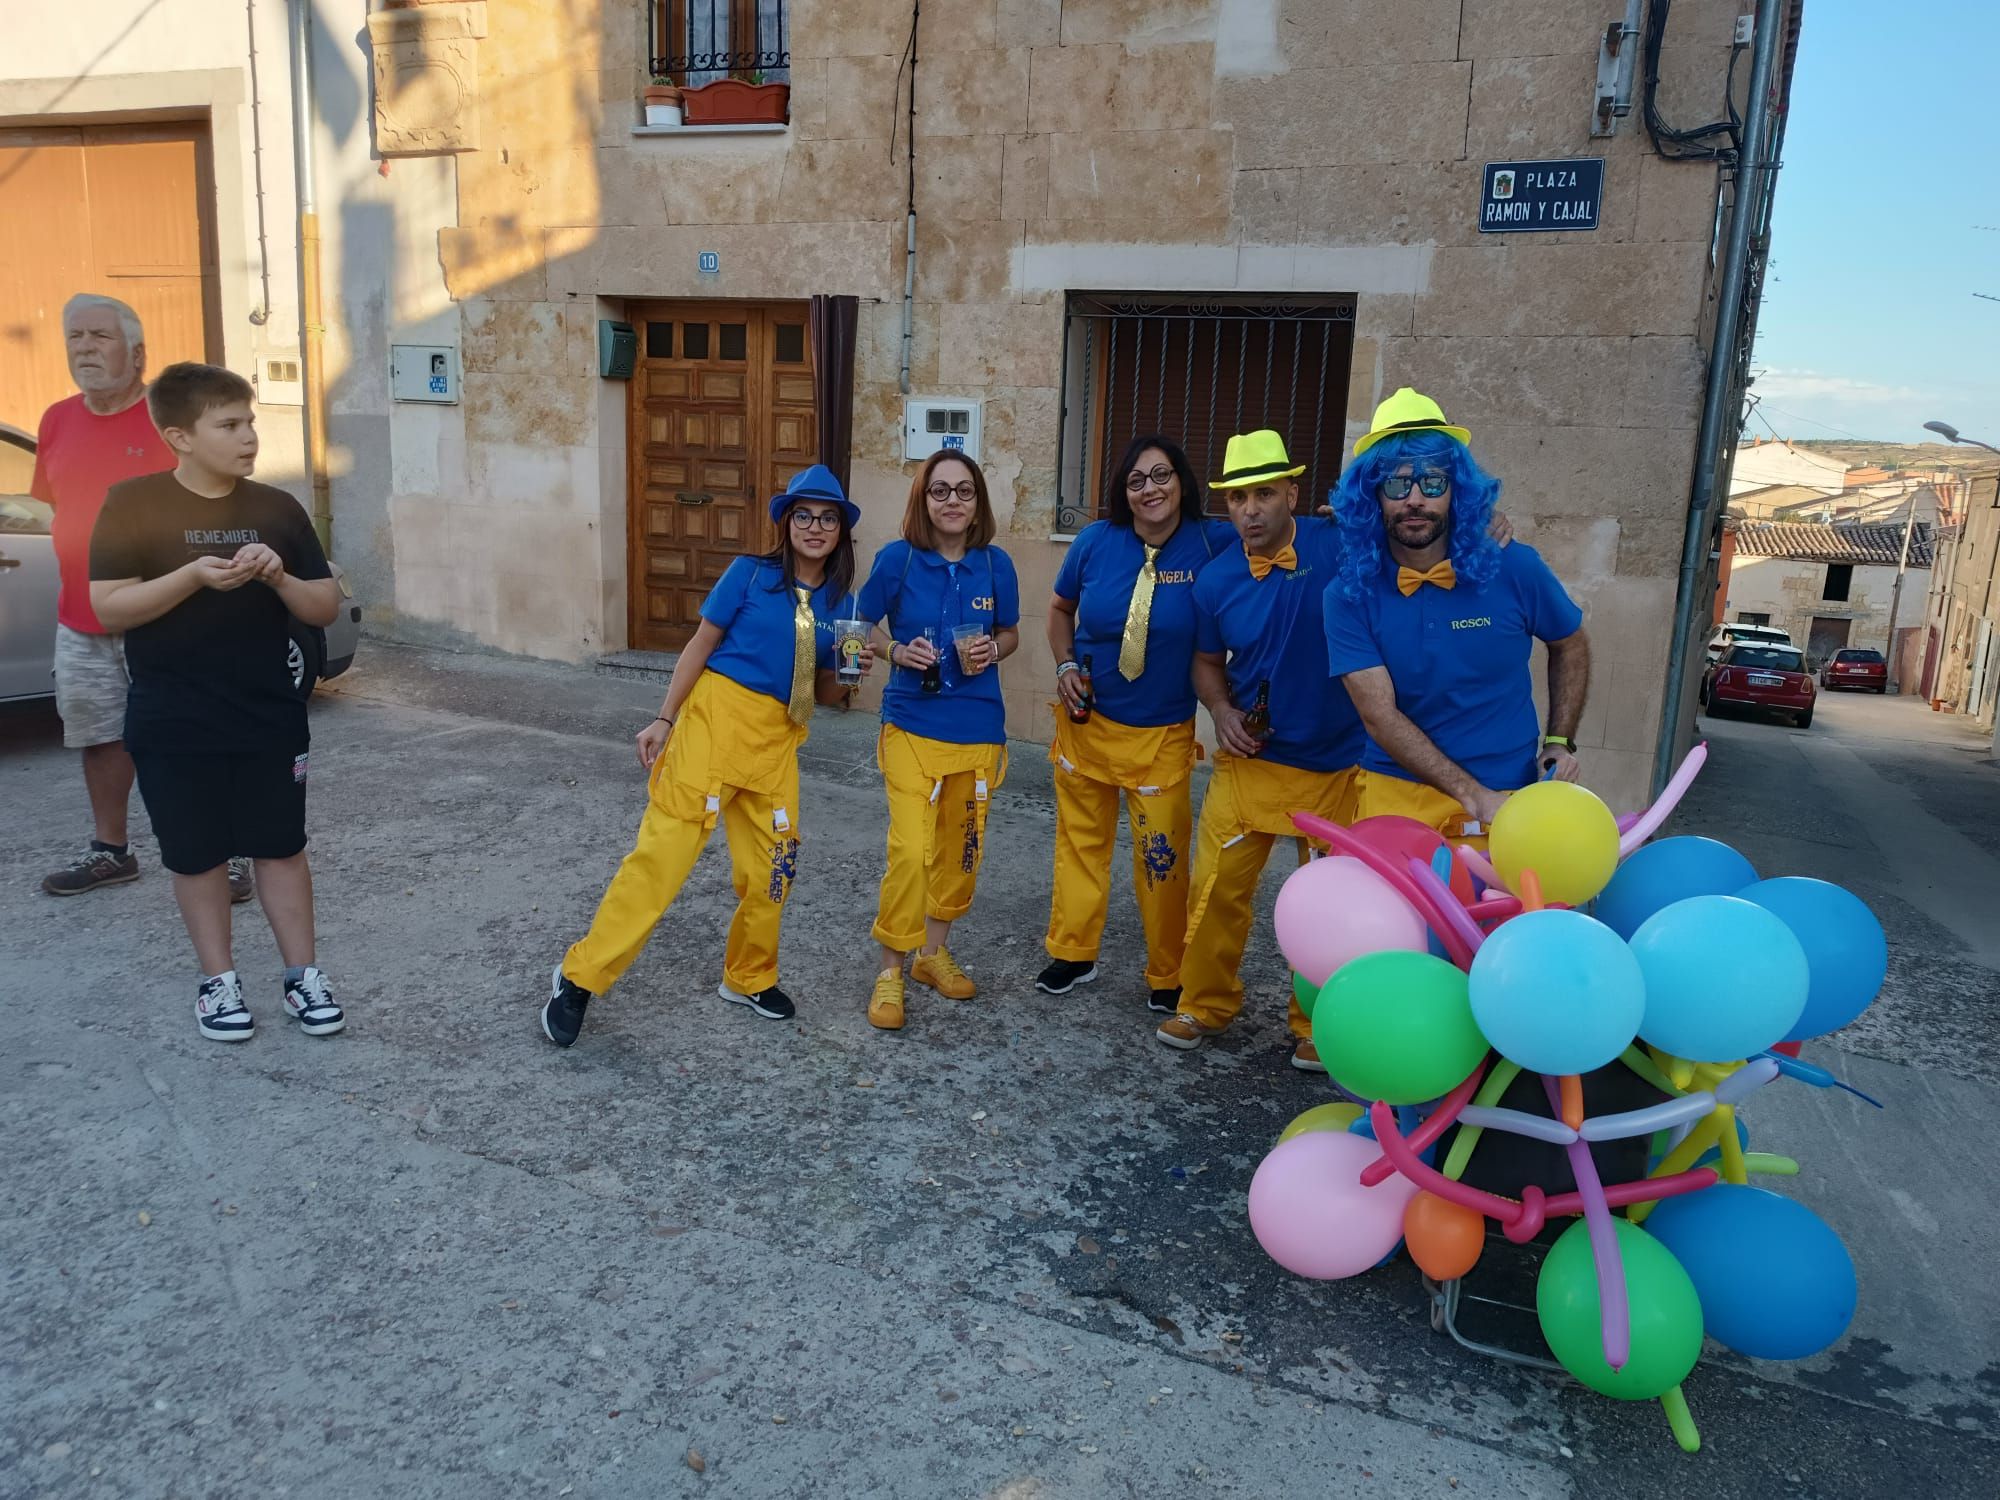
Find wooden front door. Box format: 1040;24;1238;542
626;301;816;652
0;121;224;432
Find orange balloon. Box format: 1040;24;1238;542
1403;1191;1486;1281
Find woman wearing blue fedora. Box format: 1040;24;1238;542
540;465;872;1047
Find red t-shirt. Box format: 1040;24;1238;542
31;392;169;634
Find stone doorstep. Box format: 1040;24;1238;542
593;649;678;682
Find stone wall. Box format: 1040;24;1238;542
357;0;1753;808
1725;557;1930;659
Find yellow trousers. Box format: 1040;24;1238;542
872;725;1008;952
1351;769;1490;851
1179;755;1359;1038
564;672;806;995
1044;711;1196;989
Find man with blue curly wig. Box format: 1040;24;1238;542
1324;389;1591;846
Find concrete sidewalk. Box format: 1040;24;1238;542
2;645;1994;1498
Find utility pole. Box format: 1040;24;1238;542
1885;490;1921;692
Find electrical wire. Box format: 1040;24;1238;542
1642;0;1745;161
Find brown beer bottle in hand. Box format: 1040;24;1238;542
1242;679;1271;741
1068;654;1095;724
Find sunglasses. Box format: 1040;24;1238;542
1379;471;1450;501
1124;464;1177;492
788;508;843;531
926;481;978;503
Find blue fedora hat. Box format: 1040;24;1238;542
769;463;860;528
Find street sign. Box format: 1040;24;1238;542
1479;158;1605;234
698;250;720;274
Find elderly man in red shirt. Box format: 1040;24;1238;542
34;294;252;901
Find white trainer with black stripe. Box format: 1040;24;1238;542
282;966;346;1036
196;971;255;1043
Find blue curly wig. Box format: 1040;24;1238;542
1329;430;1502;605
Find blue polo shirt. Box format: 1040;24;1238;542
1192;516;1362;773
700;555;856;704
857;539;1021;745
1324;541;1585;792
1053;517;1237;727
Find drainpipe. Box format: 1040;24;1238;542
897;2;919;395
1651;0;1785;796
286;0;331;550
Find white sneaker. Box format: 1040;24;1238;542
196;971;255;1042
282;966;346;1036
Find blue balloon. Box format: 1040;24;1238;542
1736;877;1888;1041
1630;896;1808;1061
1595;837;1759;940
1469;909;1644;1074
1645;1186;1856;1359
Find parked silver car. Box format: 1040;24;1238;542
0;422;359;704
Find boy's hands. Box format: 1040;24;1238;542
233;542;286;583
185;554;256;591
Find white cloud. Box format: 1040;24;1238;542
1749;368;1926;405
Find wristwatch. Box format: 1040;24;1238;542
1542;735;1576;751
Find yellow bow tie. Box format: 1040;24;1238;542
1245;544;1297;582
1396;560;1457;596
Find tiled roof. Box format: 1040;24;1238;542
1734;520;1935;567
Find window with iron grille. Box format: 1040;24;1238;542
651;1;790;87
1055;293;1358;535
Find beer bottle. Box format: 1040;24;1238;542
1243;679;1272;740
1068;654;1095;724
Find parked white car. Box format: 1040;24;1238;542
1705;621;1795;665
0;421;359;704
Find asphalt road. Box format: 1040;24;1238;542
3;646;1995;1499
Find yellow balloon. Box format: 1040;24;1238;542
1489;781;1620;906
1277;1101;1364;1145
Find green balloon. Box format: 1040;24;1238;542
1292;971;1318;1020
1536;1219;1704;1400
1309;951;1486;1104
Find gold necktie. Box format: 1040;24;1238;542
787;586;816;726
1118;543;1160;680
1245;543;1298;582
1396;560;1458;596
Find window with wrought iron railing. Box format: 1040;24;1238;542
1054;293;1358;535
651;1;791;87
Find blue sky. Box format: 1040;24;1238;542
1747;3;2000;443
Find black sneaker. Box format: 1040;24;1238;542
719;982;796;1020
542;964;593;1047
1148;986;1182;1015
282;966;346;1036
42;845;140;896
196;971;255;1043
1035;958;1098;995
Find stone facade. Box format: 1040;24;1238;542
330;0;1757;809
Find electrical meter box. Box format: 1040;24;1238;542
390;345;460;405
904;398;982;463
598;320;638;380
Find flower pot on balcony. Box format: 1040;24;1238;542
643;83;684;127
681;78;789;126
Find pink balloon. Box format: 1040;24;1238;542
1248;1131;1421;1280
1617;741;1709;857
1273;855;1428;987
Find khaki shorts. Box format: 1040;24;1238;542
53;624;130;749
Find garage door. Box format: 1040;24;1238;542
0;121;222;433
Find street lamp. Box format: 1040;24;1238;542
1924;419;2000;456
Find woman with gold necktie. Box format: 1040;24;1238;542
1037;435;1239;1015
540;466;872;1049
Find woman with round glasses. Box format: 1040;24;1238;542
1036;434;1237;1014
540;466;872;1048
854;451;1021;1030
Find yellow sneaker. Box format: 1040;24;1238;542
868;969;906;1031
910;946;976;1000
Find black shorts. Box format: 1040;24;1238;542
132;750;310;875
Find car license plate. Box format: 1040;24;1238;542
1748;673;1783;687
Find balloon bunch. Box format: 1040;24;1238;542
1253;746;1885;1452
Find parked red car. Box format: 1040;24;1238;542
1701;643;1816;728
1819;647;1888;693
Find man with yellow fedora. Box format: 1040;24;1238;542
1158;430;1361;1073
1324;389;1590;846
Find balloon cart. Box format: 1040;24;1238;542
1255;746;1884;1453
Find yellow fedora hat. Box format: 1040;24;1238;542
1211;429;1305;490
1353;387;1471;457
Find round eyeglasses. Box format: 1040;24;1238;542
788;508;843;531
926;481;978;503
1124;464;1176;492
1379;472;1450;501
